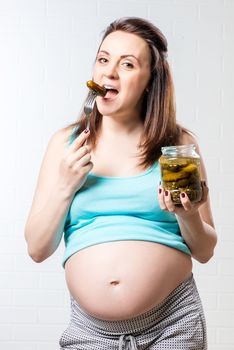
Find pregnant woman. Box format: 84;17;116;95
25;17;217;350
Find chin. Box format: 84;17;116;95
96;103;120;117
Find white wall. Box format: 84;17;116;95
0;0;233;349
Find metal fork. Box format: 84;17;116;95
83;90;98;129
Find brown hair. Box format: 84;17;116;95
70;17;186;167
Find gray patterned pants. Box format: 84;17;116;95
59;274;207;349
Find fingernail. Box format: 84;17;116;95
84;128;89;133
165;190;169;196
159;188;162;194
181;192;186;198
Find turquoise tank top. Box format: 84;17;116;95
62;129;191;267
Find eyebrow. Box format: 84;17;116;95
97;50;139;61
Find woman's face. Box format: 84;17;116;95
93;30;151;119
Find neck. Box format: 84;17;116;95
100;114;143;138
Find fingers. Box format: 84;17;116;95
164;190;176;212
158;181;209;214
70;129;90;151
63;129;93;178
180;181;209;208
77;161;93;174
74;145;91;161
158;186;175;212
77;152;92;167
66;144;91;167
158;186;167;211
179;192;192;211
158;188;192;213
201;180;209;201
66;128;92;164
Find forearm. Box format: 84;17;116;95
25;187;73;262
176;211;217;263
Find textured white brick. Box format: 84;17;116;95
0;343;37;350
38;306;69;324
198;0;225;23
12;254;51;272
13;324;64;342
196;275;234;293
201;293;218;311
39;272;66;289
206;311;234;327
99;0;148;18
0;254;13;271
47;0;97;18
13;289;65;307
0;237;28;255
0;272;38;289
0;0;46;14
14;249;65;274
215;241;234;259
209;347;234;350
207;326;217;344
0;307;37;324
218;293;234;311
217;328;234;343
35;343;59;350
0;220;14;236
0;325;12;341
219;189;234;209
0;289;13;306
0;188;15;221
193;258;218;276
13;254;38;271
149;0;198;26
219;259;234;275
203;156;220;175
0;13;20;33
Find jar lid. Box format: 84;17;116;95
161;144;196;156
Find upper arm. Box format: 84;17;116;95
26;127;71;219
180;131;215;228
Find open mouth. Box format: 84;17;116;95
103;85;119;99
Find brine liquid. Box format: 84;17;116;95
159;156;202;204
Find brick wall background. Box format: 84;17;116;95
0;0;233;349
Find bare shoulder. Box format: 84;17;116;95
180;130;198;146
27;126;74;214
48;126;73;150
179;130;205;167
42;126;77;162
179;130;203;154
36;125;75;189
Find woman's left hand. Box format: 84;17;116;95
158;181;209;219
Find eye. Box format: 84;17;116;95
97;57;108;64
122;61;134;69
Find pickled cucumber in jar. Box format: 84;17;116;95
159;145;202;204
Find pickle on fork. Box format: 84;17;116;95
86;80;107;97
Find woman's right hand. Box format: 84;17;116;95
58;129;93;197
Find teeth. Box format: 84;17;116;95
104;85;118;90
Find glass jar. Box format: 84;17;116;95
159;144;202;204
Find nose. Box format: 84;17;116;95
104;62;119;79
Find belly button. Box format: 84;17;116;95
110;280;120;286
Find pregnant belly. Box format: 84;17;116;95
65;241;192;320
